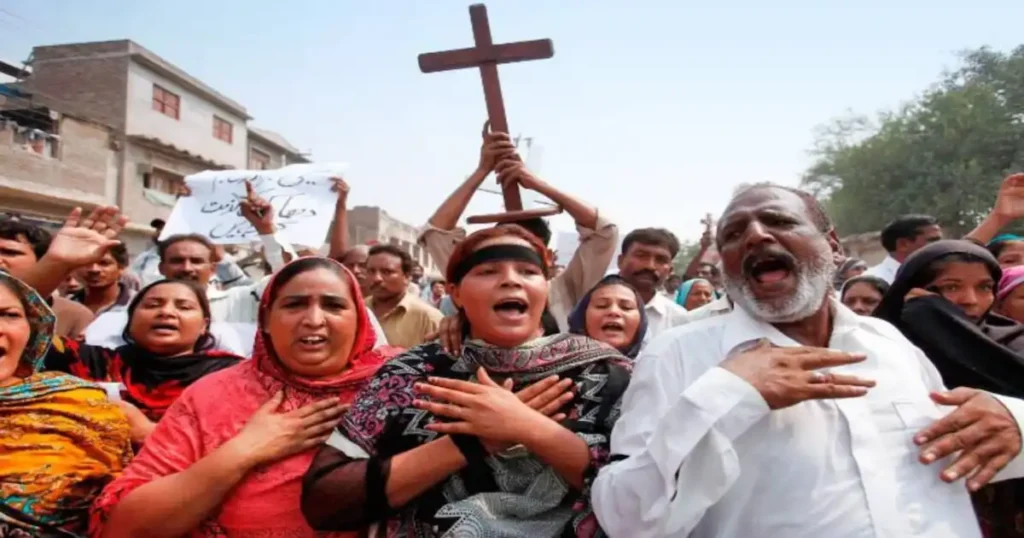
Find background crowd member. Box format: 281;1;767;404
873;239;1024;536
568;274;648;359
0;272;132;536
616;228;690;344
46;279;243;444
94;258;398;538
662;274;683;299
866;213;943;283
675;278;715;312
839;274;889;316
129;218;165;286
996;265;1024;324
71;243;133;315
365;244;442;348
833;257;868;290
0;216;94;338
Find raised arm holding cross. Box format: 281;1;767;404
418;3;563;224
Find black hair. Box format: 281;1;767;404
157;234;216;262
123;279;216;352
621;228;681;258
107;243;129;267
368;244;414;275
698;261;721;277
265;257;349;312
0;217;52;259
911;251;998;289
732;183;833;233
880;214;939;253
508;217;552;247
841;275;890;300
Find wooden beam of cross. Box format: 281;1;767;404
418;3;563;224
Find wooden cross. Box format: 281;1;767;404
700;213;714;234
418;4;564;224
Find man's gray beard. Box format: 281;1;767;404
725;240;835;324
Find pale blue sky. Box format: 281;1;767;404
3;1;1022;241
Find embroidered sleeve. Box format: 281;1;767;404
568;362;631;538
301;349;440;531
43;337;111;381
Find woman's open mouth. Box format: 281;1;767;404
599;320;626;335
297;335;329;350
493;298;529;321
149;323;179;336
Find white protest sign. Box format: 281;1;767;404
160;164;347;246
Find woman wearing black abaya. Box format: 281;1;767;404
874;239;1024;538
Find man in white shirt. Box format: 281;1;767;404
592;183;1024;538
615;228;690;346
865;214;943;283
128;218;165;286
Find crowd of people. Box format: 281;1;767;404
4;132;1024;537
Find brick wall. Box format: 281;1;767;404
0;114;113;199
120;140;216;225
841;231;886;265
26;41;130;131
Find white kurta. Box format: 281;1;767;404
591;299;1024;538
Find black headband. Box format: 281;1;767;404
449;244;545;284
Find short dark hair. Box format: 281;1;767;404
509;217;552;247
106;243;129;267
698;261;721;277
733;183;833;233
368;244;414;275
157;234;216;262
880;214;939;253
0;217;51;259
621;228;681;259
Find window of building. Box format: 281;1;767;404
143;170;183;195
213;116;233;143
152;85;180;119
250;148;271;170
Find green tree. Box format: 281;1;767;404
673;239;704;277
803;45;1024;236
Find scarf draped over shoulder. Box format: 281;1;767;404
89;259;398;537
0;271;132;536
304;333;631;537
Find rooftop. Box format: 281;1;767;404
248;126;308;160
31;39;251;119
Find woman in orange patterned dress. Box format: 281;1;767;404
0;271;132;537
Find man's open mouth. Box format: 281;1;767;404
744;251;797;285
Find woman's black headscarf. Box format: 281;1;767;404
567;274;648;359
874;239;1024;396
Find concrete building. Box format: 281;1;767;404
841;231;886;265
347;206;439;274
0;40;308;255
248;127;309;169
9;40;251;250
0;93;119;239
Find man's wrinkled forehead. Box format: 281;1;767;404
718;187;810;231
